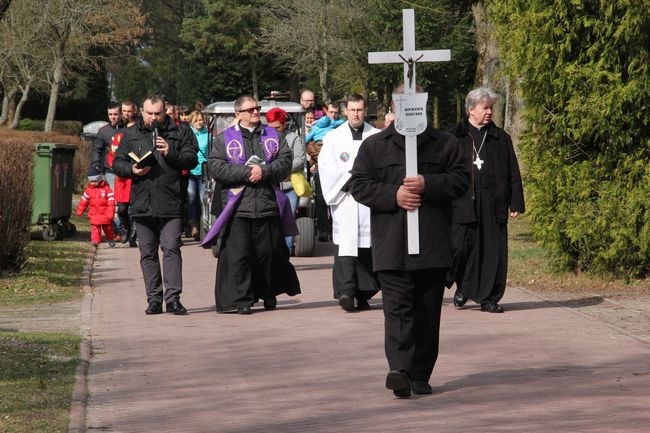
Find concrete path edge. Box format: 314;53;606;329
68;246;96;433
518;286;650;346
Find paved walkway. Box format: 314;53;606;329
77;239;650;433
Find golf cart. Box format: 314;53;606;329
201;100;316;258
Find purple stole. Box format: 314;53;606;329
201;124;298;247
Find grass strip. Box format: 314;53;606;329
0;332;80;433
0;214;90;305
508;215;650;295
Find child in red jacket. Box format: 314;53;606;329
77;166;116;247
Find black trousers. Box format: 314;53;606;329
332;248;378;300
215;216;300;312
378;268;446;382
313;172;331;235
116;202;132;234
134;217;183;304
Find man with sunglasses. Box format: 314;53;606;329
207;95;301;315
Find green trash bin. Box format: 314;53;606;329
32;143;77;240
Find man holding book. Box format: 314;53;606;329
207;95;300;314
113;94;198;316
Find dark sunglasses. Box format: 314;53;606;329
238;106;262;114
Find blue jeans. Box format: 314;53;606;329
284;189;298;249
104;172;121;230
186;175;205;221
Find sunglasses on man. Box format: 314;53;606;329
238;106;262;114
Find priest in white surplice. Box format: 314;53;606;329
319;94;381;312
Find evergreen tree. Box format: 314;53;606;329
181;0;290;101
489;0;650;277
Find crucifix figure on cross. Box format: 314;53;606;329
368;9;451;254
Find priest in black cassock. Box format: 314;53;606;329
447;86;525;313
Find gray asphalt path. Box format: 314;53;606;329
80;239;650;433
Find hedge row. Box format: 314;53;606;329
490;1;650;278
16;119;84;137
0;129;88;273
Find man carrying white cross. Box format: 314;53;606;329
348;7;470;399
349;84;469;398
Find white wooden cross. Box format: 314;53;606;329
368;9;451;254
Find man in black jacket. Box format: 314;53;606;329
91;102;124;234
92;102;124;184
447;87;525;313
349;88;470;398
208;95;300;314
112;95;198;315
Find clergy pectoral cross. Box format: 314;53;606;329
473;156;484;170
368;9;451;255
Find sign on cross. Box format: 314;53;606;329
368;9;451;255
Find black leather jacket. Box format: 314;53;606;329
91;120;125;174
112;116;198;218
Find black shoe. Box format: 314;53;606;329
166;299;188;315
386;370;411;398
237;306;252;315
453;290;468;309
411;380;433;395
481;301;504;313
338;294;355;312
145;300;163;315
129;229;137;247
356;299;371;311
317;231;329;242
264;297;277;310
120;229;129;244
